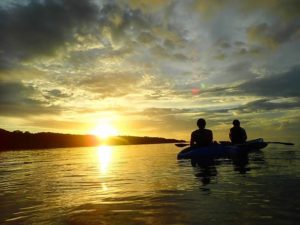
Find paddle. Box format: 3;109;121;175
175;141;295;147
266;142;294;146
175;143;189;147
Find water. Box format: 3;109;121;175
0;143;299;225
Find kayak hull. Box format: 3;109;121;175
177;138;268;160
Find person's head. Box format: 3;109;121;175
233;119;240;127
197;118;206;129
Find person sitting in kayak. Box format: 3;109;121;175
190;118;213;147
229;119;247;144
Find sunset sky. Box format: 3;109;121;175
0;0;299;141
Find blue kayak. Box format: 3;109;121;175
177;138;268;160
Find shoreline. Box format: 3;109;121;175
0;128;185;151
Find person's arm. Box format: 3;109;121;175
209;130;213;144
229;128;233;142
243;129;247;142
190;132;195;147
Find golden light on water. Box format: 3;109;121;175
97;145;113;175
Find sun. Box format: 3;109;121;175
91;123;118;139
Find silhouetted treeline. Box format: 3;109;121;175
0;129;185;150
106;135;184;146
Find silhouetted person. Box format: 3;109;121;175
229;120;247;144
190;118;213;147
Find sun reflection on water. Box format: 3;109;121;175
97;145;113;175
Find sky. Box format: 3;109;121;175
0;0;299;141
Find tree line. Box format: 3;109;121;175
0;129;184;150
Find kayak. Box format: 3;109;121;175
177;138;268;160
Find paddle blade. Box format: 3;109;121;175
267;142;295;146
175;143;189;147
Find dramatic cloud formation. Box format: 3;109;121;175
0;80;62;116
0;0;299;141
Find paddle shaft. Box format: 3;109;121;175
175;141;295;147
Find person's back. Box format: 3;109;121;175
229;120;247;144
190;118;213;147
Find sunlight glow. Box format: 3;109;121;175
91;122;118;139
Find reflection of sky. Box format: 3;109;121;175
1;143;299;224
0;0;299;141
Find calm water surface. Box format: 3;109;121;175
0;143;299;225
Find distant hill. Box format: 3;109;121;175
0;128;185;150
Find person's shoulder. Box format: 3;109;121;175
191;129;199;135
205;128;213;133
230;127;239;132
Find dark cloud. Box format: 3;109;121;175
0;0;186;71
208;61;255;84
46;89;71;98
241;0;300;21
236;47;262;56
215;39;231;49
97;3;185;61
0;81;36;104
226;61;252;76
247;20;300;49
95;3;170;49
243;98;300;111
0;0;99;69
197;86;235;97
238;66;300;97
0;80;61;116
206;97;300;115
234;41;245;46
200;66;300;98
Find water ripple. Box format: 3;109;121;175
1;144;299;225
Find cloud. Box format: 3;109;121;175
46;89;72;98
0;1;185;74
0;80;61;116
243;98;300;111
0;0;299;140
240;0;300;21
0;0;99;69
198;65;300;99
193;0;300;21
23;118;92;132
78;72;142;98
193;0;227;19
237;66;300;97
123;0;171;13
247;21;300;49
222;61;255;83
196;97;300;117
